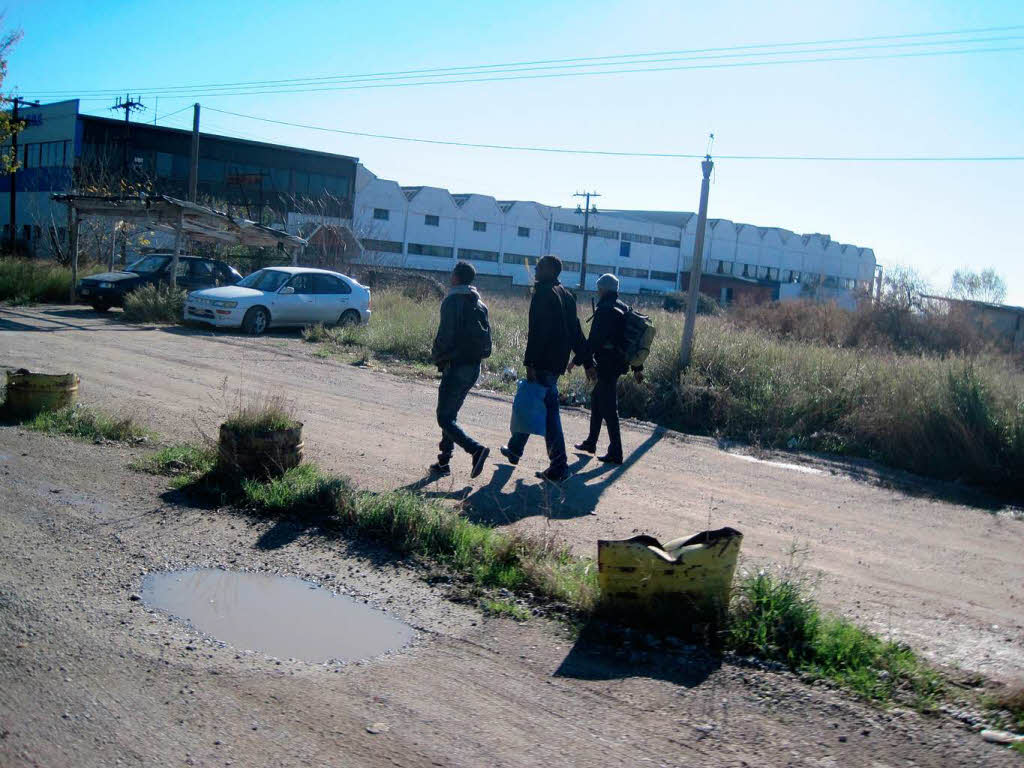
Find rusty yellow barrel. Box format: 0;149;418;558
4;370;80;419
598;527;743;612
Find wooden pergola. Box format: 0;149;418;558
52;194;307;301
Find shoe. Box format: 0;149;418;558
428;462;451;477
597;453;623;466
536;466;570;483
470;446;490;479
574;441;597;454
499;446;520;465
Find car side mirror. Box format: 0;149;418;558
279;286;295;295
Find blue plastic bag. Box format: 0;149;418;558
510;379;547;436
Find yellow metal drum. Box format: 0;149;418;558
597;528;743;611
4;370;80;419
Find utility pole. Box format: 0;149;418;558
678;155;714;371
574;190;600;291
6;97;38;252
110;94;145;179
188;103;200;202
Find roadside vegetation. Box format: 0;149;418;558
135;441;950;710
0;258;101;305
304;289;1024;494
21;404;152;443
121;284;186;323
221;396;300;435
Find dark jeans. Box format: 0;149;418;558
436;362;483;463
586;372;622;457
506;371;567;472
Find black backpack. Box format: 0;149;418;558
457;294;492;361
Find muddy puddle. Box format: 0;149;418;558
142;569;414;663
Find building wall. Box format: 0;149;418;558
349;166;876;305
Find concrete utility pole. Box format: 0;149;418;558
678;155;714;371
110;95;145;177
574;190;600;291
188;103;200;202
7;97;39;252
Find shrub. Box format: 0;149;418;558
662;291;723;316
0;258;102;304
122;284;186;323
222;396;299;435
130;443;217;488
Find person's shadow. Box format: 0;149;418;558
403;426;667;524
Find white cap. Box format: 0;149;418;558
597;273;619;291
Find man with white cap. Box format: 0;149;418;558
571;272;643;465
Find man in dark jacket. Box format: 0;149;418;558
429;261;491;479
572;273;643;465
500;255;587;482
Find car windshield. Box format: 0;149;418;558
126;255;170;273
236;269;290;292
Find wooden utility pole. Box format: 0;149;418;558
188;103;200;202
110;95;145;176
574;190;599;291
68;210;79;304
678;156;714;370
170;209;184;290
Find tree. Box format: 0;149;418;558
881;264;930;311
0;18;22;175
949;267;1007;304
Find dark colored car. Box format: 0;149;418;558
77;253;243;312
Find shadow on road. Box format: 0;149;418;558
404;426;667;522
554;620;720;689
0;306;151;333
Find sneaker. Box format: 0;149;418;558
499;446;520;465
536;466;570;483
428;461;451;477
470;446;490;479
574;441;597;454
597;453;623;466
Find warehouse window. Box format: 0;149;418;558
408;242;453;258
473;220;487;232
622;232;652;244
458;247;499;262
650;270;676;282
653;237;680;248
619;241;631;259
553;222;582;234
619;267;648;278
373;208;389;221
425;214;439;226
518;226;530;238
503;252;537;265
360;238;403;254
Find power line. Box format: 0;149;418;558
23;23;1024;97
205;106;1024;162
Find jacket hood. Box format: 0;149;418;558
448;284;480;298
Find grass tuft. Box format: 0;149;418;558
130;443;217;488
222;397;299;435
730;569;943;707
24;405;152;443
481;598;531;621
122;284;186;323
0;258;103;304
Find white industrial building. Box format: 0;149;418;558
350;165;877;307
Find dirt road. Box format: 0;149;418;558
2;304;1023;685
0;428;1014;767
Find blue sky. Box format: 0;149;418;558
8;1;1024;302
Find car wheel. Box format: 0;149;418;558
242;307;270;336
91;302;111;313
338;309;361;327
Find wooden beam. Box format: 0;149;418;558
170;209;184;291
69;212;79;305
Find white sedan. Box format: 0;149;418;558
184;267;371;335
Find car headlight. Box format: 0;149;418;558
98;281;113;289
212;300;238;308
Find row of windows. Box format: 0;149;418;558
408;242;454;258
372;208;532;237
16;140;72;169
457;247;499;263
553;221;681;248
622;232;652;244
360;238;403;254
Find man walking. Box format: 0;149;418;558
429;261;491;478
501;255;587;482
573;273;643;465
